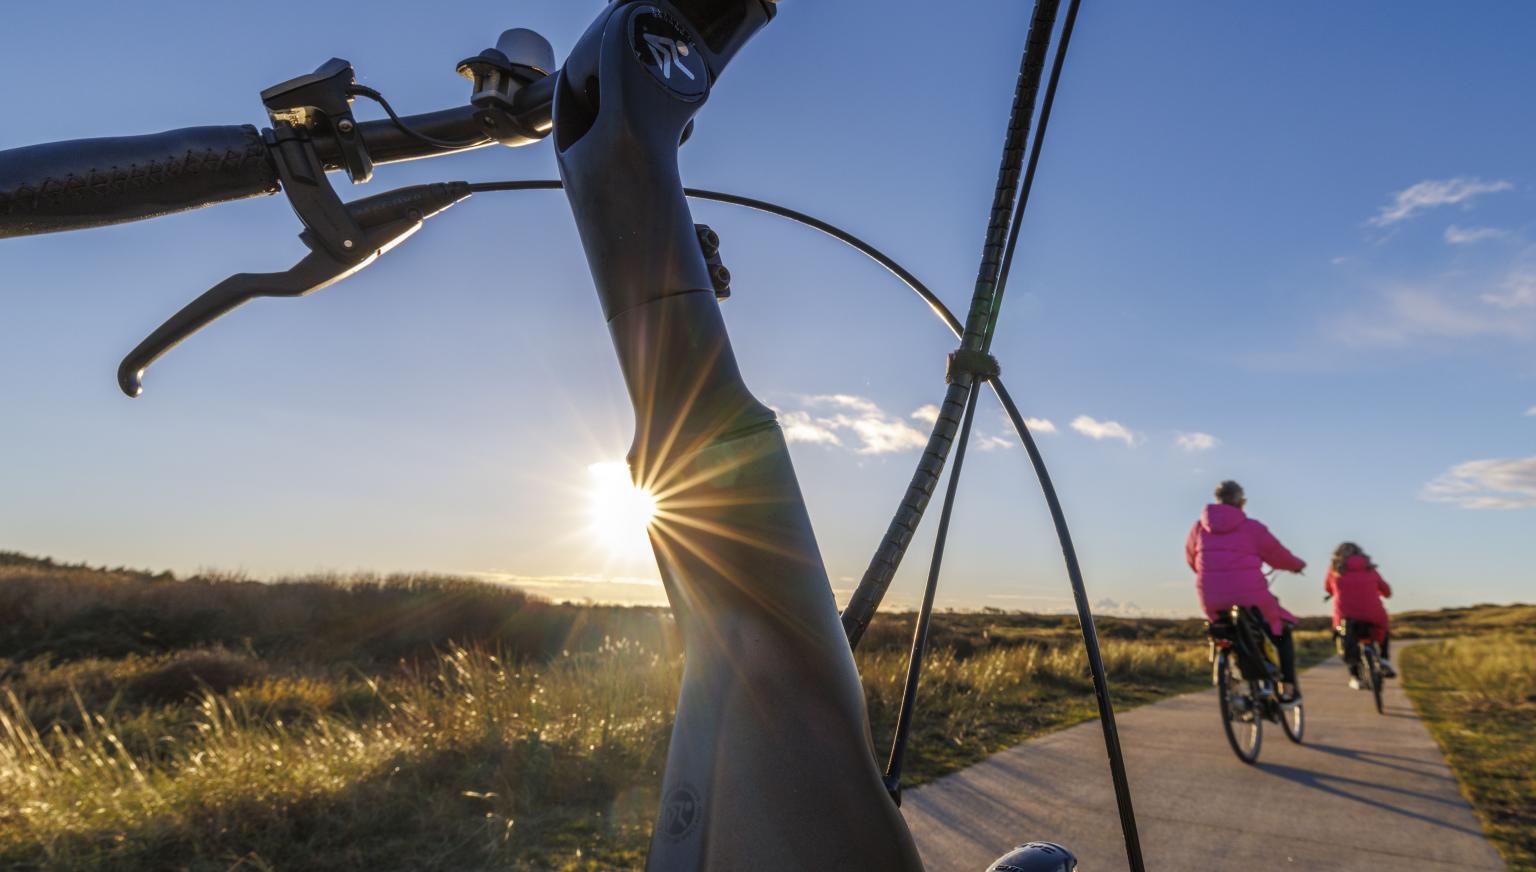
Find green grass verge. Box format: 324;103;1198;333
1402;636;1536;871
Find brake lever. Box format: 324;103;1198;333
117;181;470;397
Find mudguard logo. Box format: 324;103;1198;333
643;32;696;82
660;783;702;841
630;7;707;100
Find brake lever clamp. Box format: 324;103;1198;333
262;58;373;184
116;181;471;397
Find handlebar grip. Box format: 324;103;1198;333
0;125;278;239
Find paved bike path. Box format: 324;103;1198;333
902;653;1506;871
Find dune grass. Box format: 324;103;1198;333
1;637;1234;871
0;552;1451;869
1402;635;1536;871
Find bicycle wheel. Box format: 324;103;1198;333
1365;645;1384;715
1217;650;1262;764
1279;692;1305;743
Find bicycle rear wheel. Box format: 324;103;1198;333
1217;650;1262;764
1365;645;1384;715
1279;693;1304;743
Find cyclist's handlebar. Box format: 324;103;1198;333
0;125;279;238
0;73;554;241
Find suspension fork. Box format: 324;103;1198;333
552;2;922;868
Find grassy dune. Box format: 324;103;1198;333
1402;635;1536;871
0;553;1468;869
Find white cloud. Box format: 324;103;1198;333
1090;597;1190;618
776;394;929;454
778;410;842;446
467;571;667;605
841;414;930;454
1070;415;1139;446
1176;432;1220;452
910;404;940;425
1023;416;1057;434
1353;287;1526;345
1445;225;1510;245
1526;406;1536;417
806;394;881;415
1368;177;1512;227
1480;267;1536;309
1422;456;1536;509
975;434;1014;452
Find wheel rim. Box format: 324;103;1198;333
1218;653;1262;763
1281;696;1304;743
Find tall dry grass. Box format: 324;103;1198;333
1403;635;1536;870
0;552;1436;869
1;641;680;871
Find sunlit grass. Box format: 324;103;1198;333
1403;635;1536;871
0;552;1472;870
0;641;677;871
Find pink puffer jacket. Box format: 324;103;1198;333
1185;503;1305;635
1325;554;1392;630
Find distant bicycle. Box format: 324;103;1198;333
1336;618;1387;715
1207;604;1304;764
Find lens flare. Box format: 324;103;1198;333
587;461;657;558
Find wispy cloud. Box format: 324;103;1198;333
776;394;929;454
1071;415;1139;446
1023;416;1057;434
1422;456;1536;509
1176;432;1220;453
910;404;940;425
1352;286;1527;345
1091;597;1192;619
1525;406;1536;417
467;571;667;605
1368;177;1512;227
778;410;842;446
1445;225;1510;245
975;434;1014;452
1479;266;1536;309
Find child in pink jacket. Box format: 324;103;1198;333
1186;480;1307;699
1325;542;1395;684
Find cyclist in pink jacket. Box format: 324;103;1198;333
1325;542;1395;686
1186;480;1307;700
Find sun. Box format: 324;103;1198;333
586;461;658;558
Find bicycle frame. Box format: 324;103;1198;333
552;3;921;866
0;2;1102;868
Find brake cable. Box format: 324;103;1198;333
468;159;1144;869
348;85;488;150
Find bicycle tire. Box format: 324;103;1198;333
1279;694;1305;743
1366;645;1384;715
1217;650;1262;764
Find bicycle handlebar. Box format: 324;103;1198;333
0;125;279;238
0;68;554;241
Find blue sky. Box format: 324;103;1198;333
2;1;1532;616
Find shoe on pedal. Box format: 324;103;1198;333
1348;677;1361;691
1380;658;1396;678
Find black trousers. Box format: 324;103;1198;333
1271;627;1297;684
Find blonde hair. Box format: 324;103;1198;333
1332;542;1372;574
